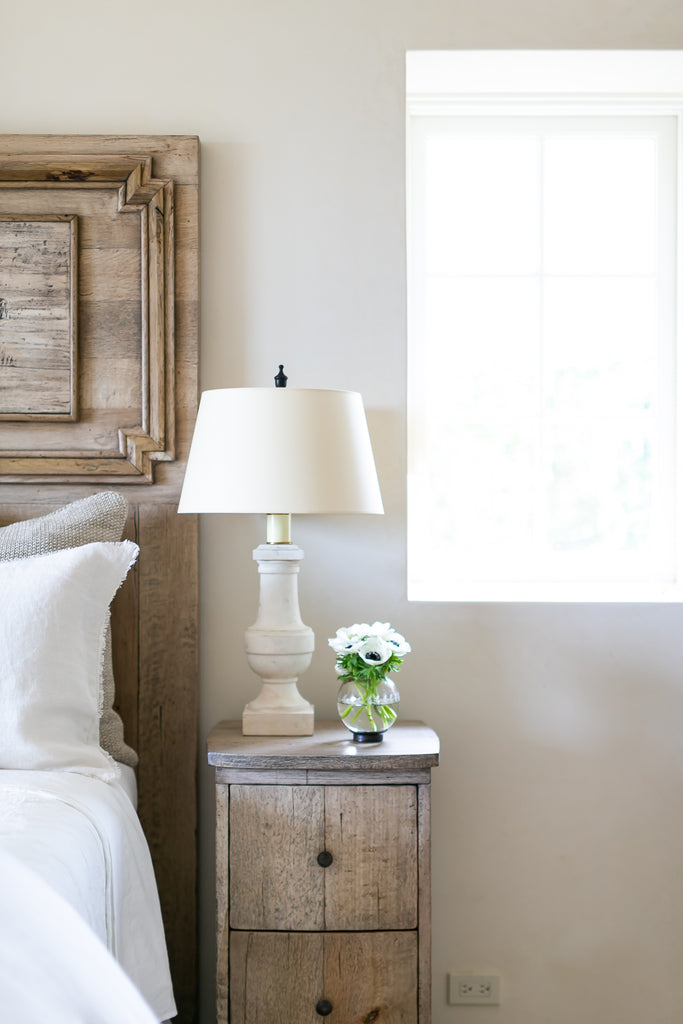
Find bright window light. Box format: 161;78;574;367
406;52;683;601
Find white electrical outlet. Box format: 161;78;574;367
448;973;500;1005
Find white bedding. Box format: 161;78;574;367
0;846;159;1023
117;761;139;807
0;769;175;1022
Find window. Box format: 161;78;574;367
406;52;683;601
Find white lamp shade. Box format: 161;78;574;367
178;387;384;514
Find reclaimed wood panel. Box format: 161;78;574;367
229;785;325;931
215;767;432;786
215;784;230;1024
228;784;417;932
137;502;198;1022
0;215;77;420
323;785;418;930
229;932;417;1024
208;718;440;772
417;782;433;1021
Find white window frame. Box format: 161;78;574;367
406;51;683;602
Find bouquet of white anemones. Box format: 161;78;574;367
329;622;411;737
329;621;411;683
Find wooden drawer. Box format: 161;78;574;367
229;784;418;931
229;931;417;1023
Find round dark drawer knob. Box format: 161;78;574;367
316;999;333;1016
317;850;333;867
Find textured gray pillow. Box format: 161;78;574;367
0;492;138;767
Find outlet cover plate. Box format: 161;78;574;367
448;973;500;1005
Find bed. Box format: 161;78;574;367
0;770;174;1022
0;136;200;1022
0;846;161;1024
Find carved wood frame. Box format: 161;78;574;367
0;153;175;482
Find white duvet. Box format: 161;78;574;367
0;770;176;1022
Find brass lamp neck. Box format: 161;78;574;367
266;513;292;544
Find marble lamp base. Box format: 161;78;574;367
243;543;314;736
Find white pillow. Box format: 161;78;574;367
0;491;138;767
0;541;139;778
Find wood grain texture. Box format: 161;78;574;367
136;503;198;1021
0;134;200;1023
216;784;230;1024
0;215;77;420
208;719;440;771
215;767;432;786
229;931;417;1024
417;782;432;1022
323;785;417;930
229;783;417;931
230;785;325;931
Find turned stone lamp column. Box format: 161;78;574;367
243;526;314;734
178;367;383;736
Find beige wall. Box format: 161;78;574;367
4;3;683;1022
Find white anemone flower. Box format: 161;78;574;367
386;632;411;657
368;621;411;657
358;637;393;666
328;624;368;655
368;621;393;637
329;621;411;671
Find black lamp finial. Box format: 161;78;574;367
274;364;288;388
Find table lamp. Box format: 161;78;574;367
178;367;384;735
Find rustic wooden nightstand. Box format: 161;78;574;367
208;719;439;1023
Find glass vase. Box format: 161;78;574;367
337;675;400;742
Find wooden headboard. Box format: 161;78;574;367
0;135;200;1023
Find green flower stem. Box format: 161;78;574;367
335;650;402;734
354;680;378;730
342;678;394;732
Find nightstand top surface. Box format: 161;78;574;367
207;720;439;771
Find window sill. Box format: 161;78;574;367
408;581;683;603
